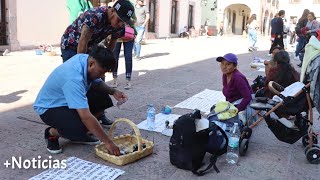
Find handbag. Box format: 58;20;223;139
122;26;135;41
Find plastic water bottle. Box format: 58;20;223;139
226;123;240;164
147;104;156;130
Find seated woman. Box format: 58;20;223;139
216;53;253;113
264;50;300;98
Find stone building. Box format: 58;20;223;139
201;0;279;35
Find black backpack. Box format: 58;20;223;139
169;110;228;176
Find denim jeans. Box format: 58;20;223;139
113;40;134;80
61;48;77;63
295;36;307;58
133;26;145;58
248;29;257;48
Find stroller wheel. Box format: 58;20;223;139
239;138;249;156
304;145;320;155
302;133;318;147
306;147;320;164
241;127;252;139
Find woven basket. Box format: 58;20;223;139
95;118;154;166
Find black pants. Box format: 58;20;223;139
270;34;284;53
40;87;113;140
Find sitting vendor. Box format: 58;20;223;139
264;50;300;98
217;53;253;111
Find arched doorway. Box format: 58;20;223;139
223;4;251;35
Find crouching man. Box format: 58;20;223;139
33;46;127;155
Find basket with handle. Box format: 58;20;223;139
95;118;154;166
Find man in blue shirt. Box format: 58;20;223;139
34;46;127;155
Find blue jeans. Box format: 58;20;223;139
61;48;77;63
113;40;134;80
133;26;145;58
295;36;307;57
248;29;257;48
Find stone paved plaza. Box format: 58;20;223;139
0;35;319;179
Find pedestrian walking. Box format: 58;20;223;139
247;14;259;52
133;0;150;60
295;9;309;63
269;10;286;53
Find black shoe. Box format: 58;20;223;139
44;127;62;154
297;63;302;67
70;135;101;145
98;114;113;126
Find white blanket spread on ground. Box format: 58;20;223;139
29;157;125;180
174;89;225;113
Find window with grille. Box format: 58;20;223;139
171;1;177;33
148;0;156;32
188;5;194;29
0;0;7;45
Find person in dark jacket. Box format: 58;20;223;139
295;9;310;65
269;10;285;52
269;13;279;55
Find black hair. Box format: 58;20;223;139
89;45;116;72
298;9;310;24
309;12;316;20
273;50;290;64
278;10;285;16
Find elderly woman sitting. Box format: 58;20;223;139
217;53;253;112
264;50;300;98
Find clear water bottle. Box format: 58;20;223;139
226;122;240;164
147;104;156;130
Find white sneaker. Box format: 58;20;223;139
294;56;299;60
267;54;272;57
110;78;118;88
124;80;131;90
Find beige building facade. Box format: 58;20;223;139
278;0;320;21
0;0;202;51
201;0;279;36
1;0;69;51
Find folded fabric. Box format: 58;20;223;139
214;101;238;120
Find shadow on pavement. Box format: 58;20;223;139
0;90;28;104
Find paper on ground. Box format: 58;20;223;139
174;89;225;113
29;157;125;180
137;113;181;132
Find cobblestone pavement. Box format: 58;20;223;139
0;35;319;179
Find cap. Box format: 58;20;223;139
216;53;238;64
113;0;134;25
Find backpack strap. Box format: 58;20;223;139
192;123;229;176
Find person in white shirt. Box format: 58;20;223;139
247;14;259;52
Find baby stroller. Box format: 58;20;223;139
244;81;319;164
